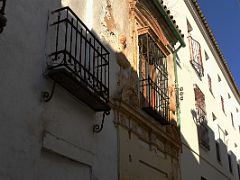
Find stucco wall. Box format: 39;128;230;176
0;0;120;179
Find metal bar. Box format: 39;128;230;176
79;28;83;76
74;19;78;73
54;12;61;61
88;38;92;82
93;39;96;88
64;9;69;65
84;30;87;81
100;47;103;91
69;17;74;64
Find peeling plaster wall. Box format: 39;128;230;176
0;0;183;180
0;0;120;180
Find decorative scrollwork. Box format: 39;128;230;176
42;81;56;102
93;111;110;133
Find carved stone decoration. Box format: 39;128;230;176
169;84;177;123
115;34;140;108
116;67;139;108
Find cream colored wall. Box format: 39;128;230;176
164;0;240;180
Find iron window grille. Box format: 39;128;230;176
48;7;110;111
194;85;210;150
188;36;204;77
138;33;169;125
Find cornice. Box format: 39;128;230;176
110;98;182;150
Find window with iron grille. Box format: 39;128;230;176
47;7;110;111
188;36;204;77
138;33;169;125
194;85;209;150
215;141;221;163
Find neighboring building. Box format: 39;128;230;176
164;0;240;180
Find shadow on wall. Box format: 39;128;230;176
181;108;237;180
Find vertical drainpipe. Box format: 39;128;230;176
173;45;182;130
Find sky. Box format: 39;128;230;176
197;0;240;90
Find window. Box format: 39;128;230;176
138;32;169;124
205;50;209;60
218;74;221;82
207;74;213;94
231;113;234;127
201;177;207;180
215;141;221;163
194;85;209;150
188;36;204;77
187;19;193;33
228;93;231;99
212;112;217;121
194;84;206;116
237;163;240;180
228;153;233;174
221;96;225;114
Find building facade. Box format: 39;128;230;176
0;0;239;180
0;0;118;179
0;0;184;180
163;0;240;180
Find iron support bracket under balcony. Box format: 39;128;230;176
93;111;110;133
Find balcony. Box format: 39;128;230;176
188;36;204;77
48;7;110;111
140;77;170;125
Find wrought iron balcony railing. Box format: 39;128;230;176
48;7;110;111
140;77;170;125
188;36;204;77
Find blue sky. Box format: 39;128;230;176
197;0;240;90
